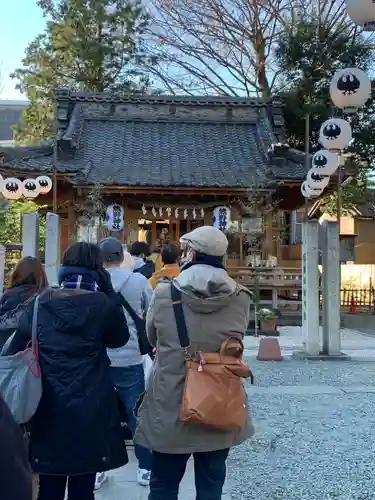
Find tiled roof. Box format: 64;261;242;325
0;92;308;188
70;119;303;187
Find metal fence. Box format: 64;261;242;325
341;287;375;311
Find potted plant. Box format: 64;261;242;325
258;308;277;333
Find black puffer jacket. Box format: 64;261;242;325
6;287;129;476
0;284;38;349
0;395;32;500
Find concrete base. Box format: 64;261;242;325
292;351;351;361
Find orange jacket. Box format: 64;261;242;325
149;264;180;289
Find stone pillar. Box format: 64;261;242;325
0;245;5;295
301;220;320;356
22;212;39;258
321;220;341;355
45;213;60;286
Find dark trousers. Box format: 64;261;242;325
111;364;152;471
38;473;96;500
149;448;229;500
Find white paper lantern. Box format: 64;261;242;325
301;181;323;199
346;0;375;31
213;206;231;231
306;169;330;190
330;68;371;113
36;175;52;194
22;178;41;199
106;203;124;231
319;118;352;151
311;149;339;176
2;178;22;200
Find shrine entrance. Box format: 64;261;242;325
138;218;204;248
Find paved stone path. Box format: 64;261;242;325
96;449;232;499
97;327;375;499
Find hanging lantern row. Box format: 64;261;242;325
0;175;52;200
141;205;205;219
301;30;372;199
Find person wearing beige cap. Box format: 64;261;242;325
134;226;253;500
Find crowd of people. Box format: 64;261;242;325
0;226;254;500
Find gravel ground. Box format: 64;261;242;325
245;359;375;387
226;360;375;500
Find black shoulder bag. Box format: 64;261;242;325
117;293;153;356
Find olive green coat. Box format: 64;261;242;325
134;264;254;454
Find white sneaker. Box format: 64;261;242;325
94;472;108;490
137;468;151;486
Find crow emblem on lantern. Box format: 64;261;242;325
330;68;371;113
2;178;22;200
22;179;40;199
319;118;352;151
311;150;339;176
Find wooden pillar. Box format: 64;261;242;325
122;202;128;244
67;200;77;245
264;212;273;260
151;219;157;248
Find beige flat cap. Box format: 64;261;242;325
180;226;228;257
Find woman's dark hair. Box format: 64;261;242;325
62;242;103;271
161;244;180;265
130;241;151;258
10;256;48;292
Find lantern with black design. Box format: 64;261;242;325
213;206;231;231
2;178;22;200
106;203;124;232
330;68;371;113
319;118;352;152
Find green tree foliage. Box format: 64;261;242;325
11;0;154;144
275;19;375;214
0;200;46;283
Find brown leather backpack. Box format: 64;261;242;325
171;284;254;431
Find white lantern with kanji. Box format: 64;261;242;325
106;203;124;231
2;178;22;200
22;178;41;199
346;0;375;31
330;68;371;113
213;206;231;231
311;150;339;176
319;118;352;151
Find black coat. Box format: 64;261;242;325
0;395;32;500
7;287;130;476
0;284;38;349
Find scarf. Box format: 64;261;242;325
58;266;99;292
181;253;226;272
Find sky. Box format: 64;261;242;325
0;1;45;100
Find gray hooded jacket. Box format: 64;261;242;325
107;267;153;367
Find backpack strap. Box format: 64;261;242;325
170;283;189;349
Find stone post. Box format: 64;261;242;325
45;213;60;286
22;212;39;258
321;220;341;356
301;220;320;356
0;245;5;296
